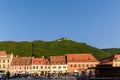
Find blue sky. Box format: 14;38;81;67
0;0;120;48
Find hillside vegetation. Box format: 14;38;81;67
102;48;120;54
0;38;110;59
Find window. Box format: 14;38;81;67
52;66;56;69
94;64;96;67
53;71;56;73
63;66;66;69
45;66;47;69
48;66;50;69
82;64;84;68
36;66;38;69
8;59;9;63
8;64;9;68
58;66;61;69
90;64;93;67
74;64;76;67
41;66;43;69
3;64;5;68
78;64;81;67
33;66;35;69
3;59;5;63
86;64;89;67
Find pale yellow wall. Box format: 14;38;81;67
0;54;13;72
50;64;67;73
113;61;120;67
32;64;45;73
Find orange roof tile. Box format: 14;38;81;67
0;51;12;58
50;56;66;64
102;61;113;64
7;54;12;57
44;59;50;65
114;54;120;60
11;57;32;65
32;58;44;65
0;51;7;57
67;53;98;62
100;54;120;64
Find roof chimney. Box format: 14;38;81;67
42;56;44;58
16;55;18;57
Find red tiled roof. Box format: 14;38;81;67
32;58;44;65
7;54;12;57
11;57;32;65
50;56;66;64
100;54;120;64
102;61;113;64
67;53;98;62
0;51;12;58
44;59;50;65
0;51;7;57
114;54;120;59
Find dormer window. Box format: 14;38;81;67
72;58;75;60
52;61;54;64
56;61;58;64
87;57;91;61
106;59;109;62
26;61;30;64
33;61;36;64
116;57;120;61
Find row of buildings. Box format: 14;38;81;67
0;51;119;76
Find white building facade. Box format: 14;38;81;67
50;56;67;74
10;57;32;75
0;51;13;73
50;64;67;73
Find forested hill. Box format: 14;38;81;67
102;48;120;54
0;38;110;59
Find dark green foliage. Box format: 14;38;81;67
0;38;111;59
102;48;120;54
0;41;32;57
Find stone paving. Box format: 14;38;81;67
9;77;77;80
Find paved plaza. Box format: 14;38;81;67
9;77;77;80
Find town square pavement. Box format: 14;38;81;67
9;77;77;80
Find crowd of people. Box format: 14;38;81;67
75;70;95;80
0;70;95;80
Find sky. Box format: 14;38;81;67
0;0;120;48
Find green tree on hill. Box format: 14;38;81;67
0;38;110;59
